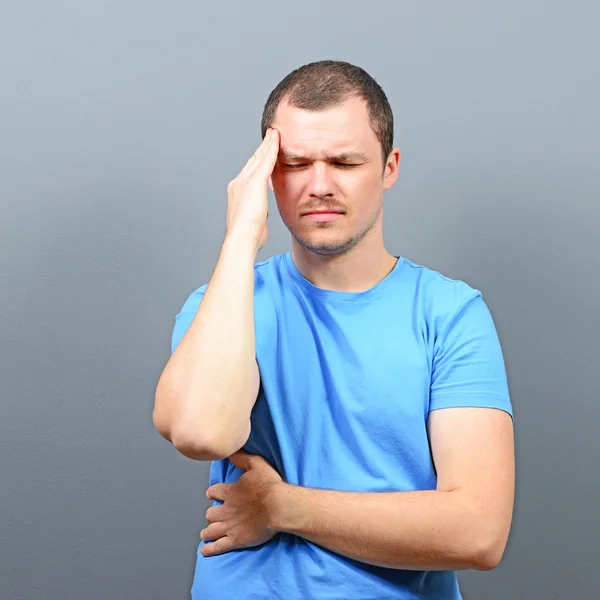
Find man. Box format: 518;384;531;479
153;60;515;600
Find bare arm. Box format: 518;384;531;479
153;235;259;460
267;407;515;571
201;407;515;569
153;129;280;461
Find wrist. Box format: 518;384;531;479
224;228;260;255
267;482;304;533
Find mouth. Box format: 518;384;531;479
301;210;345;222
303;212;343;222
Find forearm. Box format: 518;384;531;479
269;484;493;571
154;233;259;458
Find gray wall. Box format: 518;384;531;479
2;1;598;598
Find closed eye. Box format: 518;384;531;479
281;162;360;169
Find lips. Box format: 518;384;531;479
302;209;344;216
303;211;344;222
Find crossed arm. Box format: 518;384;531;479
201;406;515;571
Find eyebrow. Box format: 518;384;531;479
280;150;369;162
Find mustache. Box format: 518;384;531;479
300;200;346;214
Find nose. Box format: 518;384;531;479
307;162;335;198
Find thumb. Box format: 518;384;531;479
228;450;253;471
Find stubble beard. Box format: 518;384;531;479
280;201;383;257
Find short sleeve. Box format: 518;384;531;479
171;285;208;354
429;292;513;418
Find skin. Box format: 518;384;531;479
269;95;401;292
200;413;514;571
198;98;515;570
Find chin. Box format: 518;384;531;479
292;231;363;256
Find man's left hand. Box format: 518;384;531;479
200;450;284;557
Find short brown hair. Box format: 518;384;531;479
261;60;394;166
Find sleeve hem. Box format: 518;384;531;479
429;395;513;417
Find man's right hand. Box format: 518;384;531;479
225;128;280;252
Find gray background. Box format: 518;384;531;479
2;1;598;598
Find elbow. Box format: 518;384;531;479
473;545;505;571
458;507;510;571
151;405;224;459
152;407;173;443
471;533;508;571
171;422;251;462
458;493;512;571
152;386;252;461
172;434;229;461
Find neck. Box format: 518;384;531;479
290;232;398;293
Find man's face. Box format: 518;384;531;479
270;96;399;256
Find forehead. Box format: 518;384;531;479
271;96;378;158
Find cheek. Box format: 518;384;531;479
357;172;384;199
272;172;303;205
273;168;303;187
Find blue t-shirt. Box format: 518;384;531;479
171;251;513;600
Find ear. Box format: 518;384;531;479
383;147;401;191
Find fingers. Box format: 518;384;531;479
239;131;272;176
200;522;227;542
228;450;253;471
239;128;280;179
259;128;280;176
206;483;227;500
200;535;235;556
206;505;225;523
